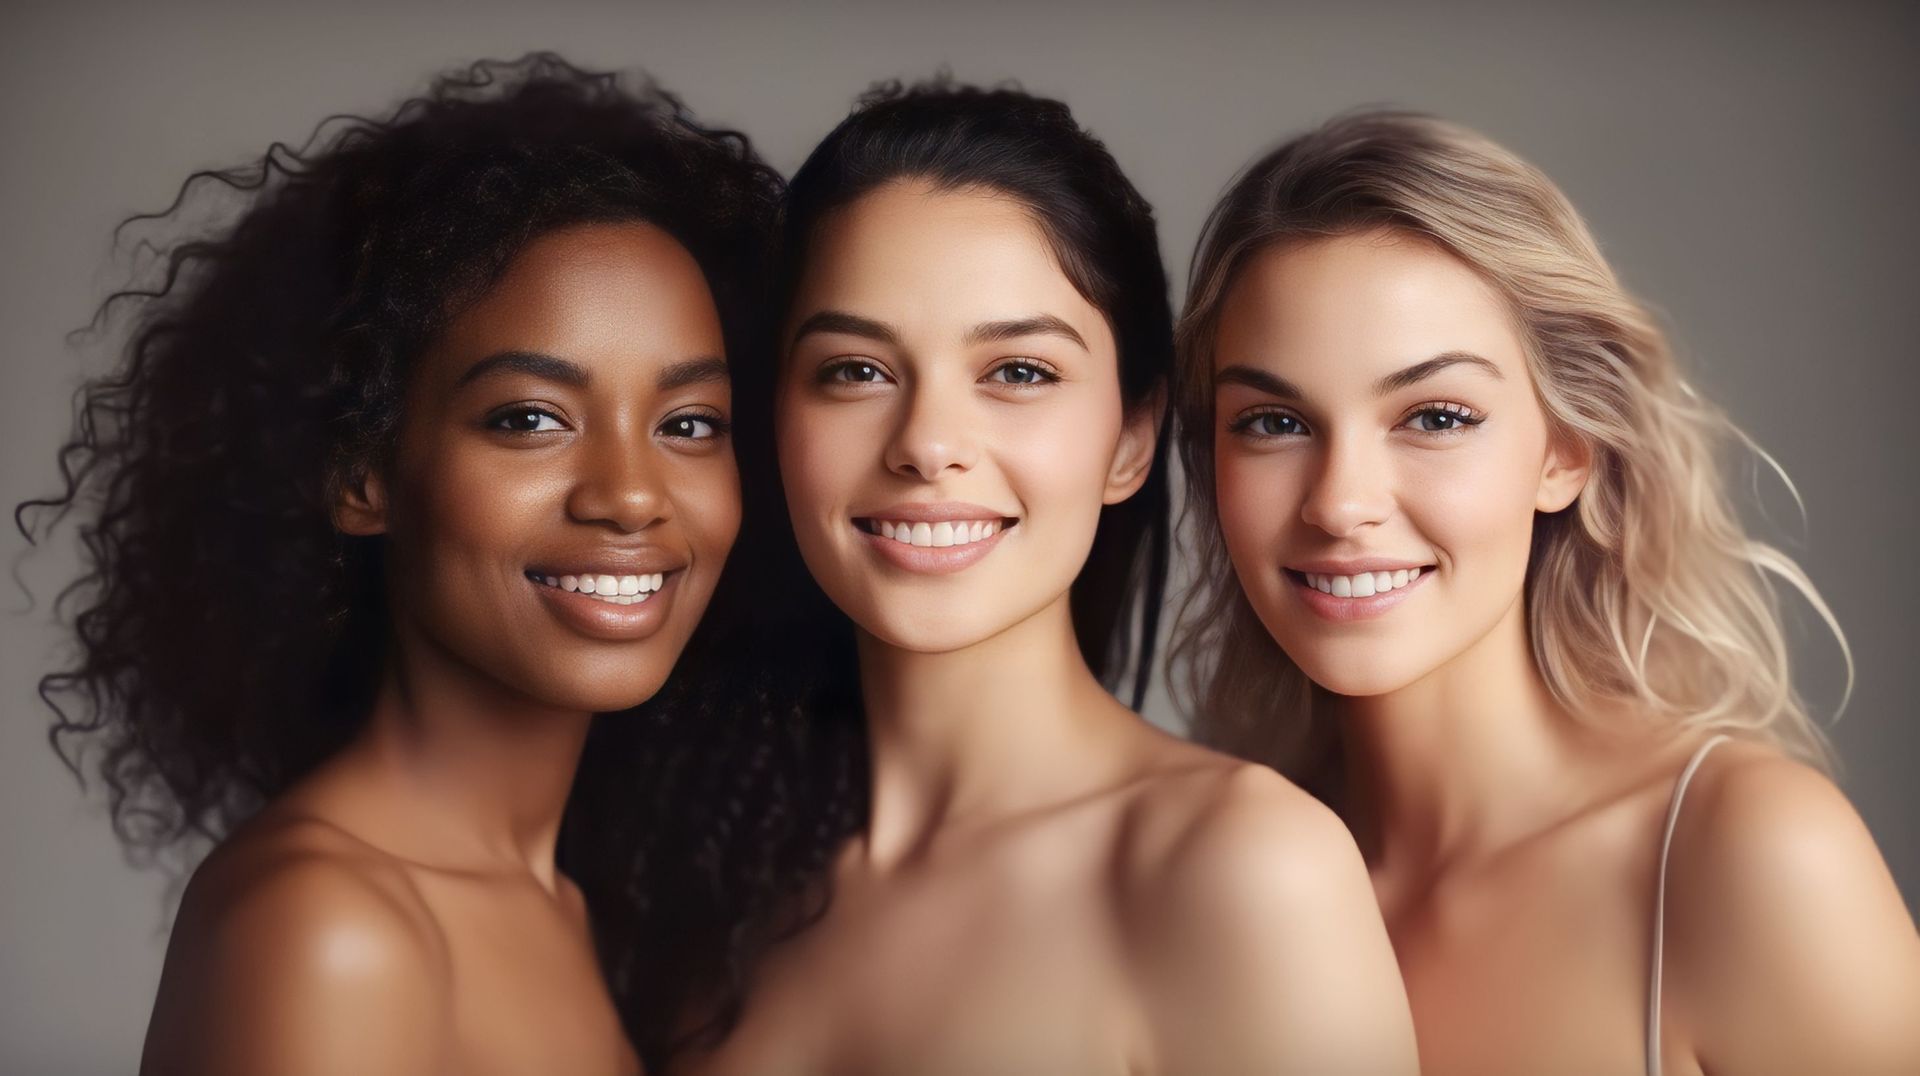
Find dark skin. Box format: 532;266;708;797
140;221;741;1076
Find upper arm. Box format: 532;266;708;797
1669;755;1920;1073
142;852;450;1076
1139;766;1417;1075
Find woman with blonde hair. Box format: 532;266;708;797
1172;110;1920;1073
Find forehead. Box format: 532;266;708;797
793;180;1108;346
1216;230;1526;383
432;220;723;376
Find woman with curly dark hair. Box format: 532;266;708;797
666;80;1418;1074
17;54;788;1074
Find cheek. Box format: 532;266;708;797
1213;441;1299;569
1400;436;1545;577
776;394;874;522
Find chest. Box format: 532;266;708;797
683;846;1144;1075
1383;838;1662;1076
416;878;638;1076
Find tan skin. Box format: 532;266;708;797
678;182;1418;1075
1212;228;1920;1074
140;221;742;1076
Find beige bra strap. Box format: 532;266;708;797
1647;733;1730;1076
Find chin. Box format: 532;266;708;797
1286;645;1431;699
507;660;674;715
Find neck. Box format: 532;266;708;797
1339;597;1588;876
338;621;594;890
856;592;1134;867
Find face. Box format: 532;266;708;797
777;181;1155;653
1211;229;1587;697
336;221;741;713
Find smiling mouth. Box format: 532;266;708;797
854;516;1019;548
523;569;671;606
1286;566;1434;598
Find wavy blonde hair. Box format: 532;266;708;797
1170;111;1847;797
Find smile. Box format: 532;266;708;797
1285;563;1435;621
524;570;668;606
857;517;1004;547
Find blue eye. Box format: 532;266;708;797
490;408;566;433
1231;410;1306;438
659;413;728;440
1401;403;1483;434
987;361;1057;386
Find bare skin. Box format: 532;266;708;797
140;222;742;1075
1211;229;1920;1074
678;182;1417;1075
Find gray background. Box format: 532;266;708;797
3;1;1914;1071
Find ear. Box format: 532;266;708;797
1104;386;1165;505
331;465;390;537
1535;429;1591;513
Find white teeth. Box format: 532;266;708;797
867;518;1005;546
1304;567;1429;598
531;571;661;606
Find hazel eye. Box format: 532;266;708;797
490;408;566;433
986;361;1057;386
1230;410;1306;438
824;360;889;385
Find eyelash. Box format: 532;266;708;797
815;357;1061;388
1227;401;1487;439
484;405;731;441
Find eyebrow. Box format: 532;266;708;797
456;350;590;388
963;314;1088;352
1372;351;1504;394
1215;350;1505;401
656;356;730;391
790;310;900;348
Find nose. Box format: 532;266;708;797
883;381;977;481
566;424;671;533
1299;432;1393;537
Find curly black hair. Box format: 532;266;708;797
591;75;1180;1063
14;51;829;1064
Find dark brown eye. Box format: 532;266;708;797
491;408;564;433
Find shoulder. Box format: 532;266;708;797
1116;759;1418;1071
1664;739;1920;1069
143;816;451;1075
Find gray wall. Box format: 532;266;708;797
3;1;1914;1071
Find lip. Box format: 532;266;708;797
1287;557;1431;575
1288;564;1433;622
855;501;1017;525
849;507;1013;577
526;553;688;642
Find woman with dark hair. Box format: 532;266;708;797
19;55;784;1074
669;80;1418;1074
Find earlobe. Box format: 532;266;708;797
1535;433;1592;513
1104;387;1166;505
331;467;390;537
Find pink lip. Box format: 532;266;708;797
855;520;1011;575
530;571;682;641
1288;557;1431;575
1289;566;1431;622
855;501;1016;525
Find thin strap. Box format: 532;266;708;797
1646;734;1729;1076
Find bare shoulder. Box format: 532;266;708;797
1115;752;1418;1071
1125;756;1361;906
143;814;451;1075
1665;739;1920;1070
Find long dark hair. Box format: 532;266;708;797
615;76;1179;1064
13;51;820;1063
779;77;1176;702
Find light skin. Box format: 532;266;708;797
140;221;742;1076
676;180;1417;1075
1212;227;1920;1074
